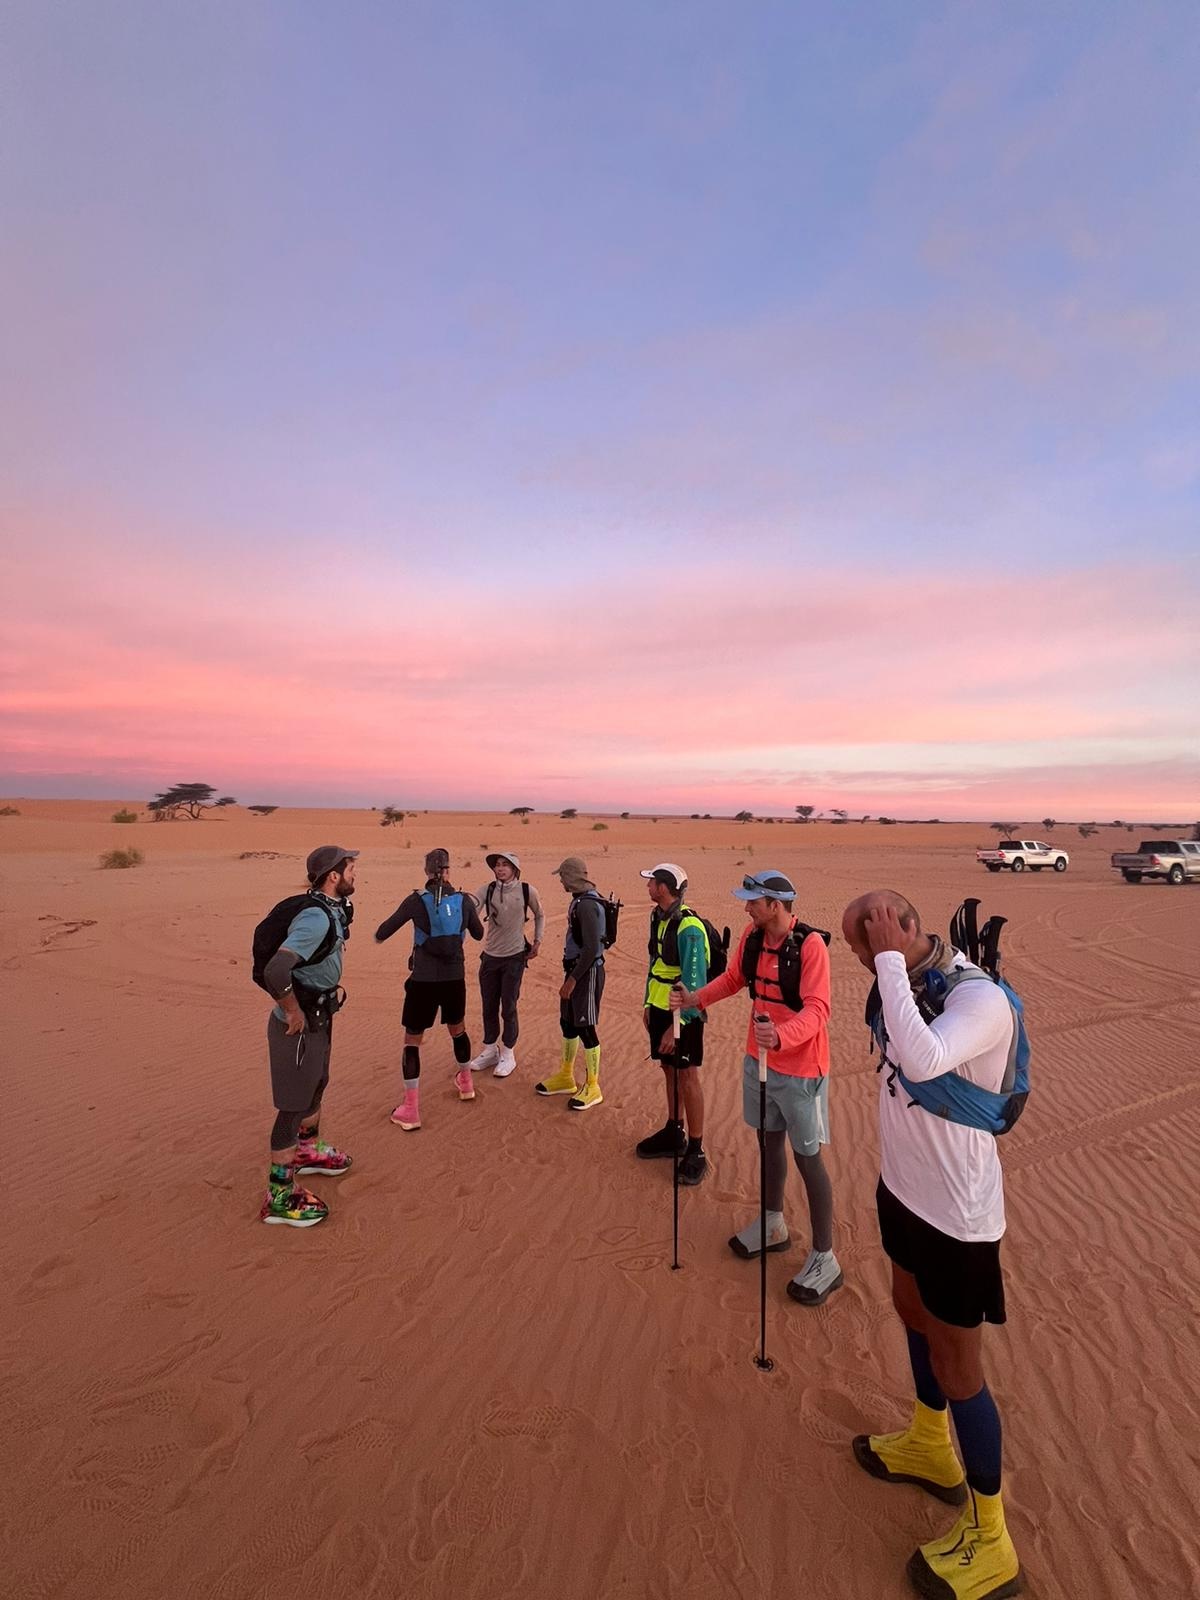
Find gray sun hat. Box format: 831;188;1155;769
485;851;521;874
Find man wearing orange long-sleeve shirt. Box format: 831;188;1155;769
671;869;842;1307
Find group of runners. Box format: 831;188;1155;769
258;843;1024;1600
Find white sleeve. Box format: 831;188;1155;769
874;952;1011;1082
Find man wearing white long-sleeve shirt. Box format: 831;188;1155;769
842;890;1022;1600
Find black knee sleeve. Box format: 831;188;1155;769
403;1045;421;1079
453;1033;471;1065
577;1024;599;1050
271;1110;304;1151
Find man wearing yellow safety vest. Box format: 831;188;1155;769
636;863;709;1185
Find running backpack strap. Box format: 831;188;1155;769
485;881;496;919
741;927;764;995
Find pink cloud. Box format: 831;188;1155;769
2;528;1195;817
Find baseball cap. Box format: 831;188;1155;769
731;870;796;902
640;862;687;893
306;844;359;883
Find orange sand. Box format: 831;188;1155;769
4;801;1198;1599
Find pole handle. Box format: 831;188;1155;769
755;1012;769;1083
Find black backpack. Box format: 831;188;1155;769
741;920;830;1011
484;881;531;921
653;908;731;979
571;889;622;950
251;893;350;993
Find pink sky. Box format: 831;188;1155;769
3;531;1195;820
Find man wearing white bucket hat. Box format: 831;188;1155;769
467;851;545;1078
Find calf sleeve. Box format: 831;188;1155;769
453;1032;472;1065
949;1385;1003;1496
403;1044;421;1082
764;1129;789;1213
793;1149;834;1252
271;1110;305;1151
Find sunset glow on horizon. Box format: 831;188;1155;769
2;4;1196;820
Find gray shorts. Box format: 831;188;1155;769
741;1055;829;1157
268;1013;332;1114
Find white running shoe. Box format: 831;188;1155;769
493;1046;517;1078
468;1043;500;1072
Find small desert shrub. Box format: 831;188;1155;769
592;822;608;831
112;809;137;824
100;847;144;869
0;805;19;817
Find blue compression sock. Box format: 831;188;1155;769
948;1384;1002;1496
906;1328;947;1411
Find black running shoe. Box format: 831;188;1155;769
635;1121;686;1159
679;1150;708;1186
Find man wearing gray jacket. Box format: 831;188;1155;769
467;851;545;1078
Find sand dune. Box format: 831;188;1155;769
4;802;1198;1599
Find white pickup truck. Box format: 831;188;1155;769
1111;839;1200;884
975;839;1069;874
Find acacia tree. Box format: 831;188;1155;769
1078;823;1099;838
148;784;236;820
735;810;754;823
991;821;1018;836
509;806;534;816
380;806;405;826
831;808;848;823
795;805;815;822
248;805;278;816
560;808;577;820
1041;818;1057;831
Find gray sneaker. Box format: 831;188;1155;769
728;1213;790;1259
786;1249;844;1307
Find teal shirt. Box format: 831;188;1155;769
272;902;346;1020
644;910;708;1022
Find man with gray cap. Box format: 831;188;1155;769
670;869;842;1306
535;856;607;1110
375;848;484;1130
467;851;545;1078
257;845;358;1228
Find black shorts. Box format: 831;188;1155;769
561;960;605;1031
876;1178;1006;1330
268;1013;332;1113
647;1005;704;1067
402;977;467;1033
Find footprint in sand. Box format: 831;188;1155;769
480;1400;576;1440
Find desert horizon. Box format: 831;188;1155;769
5;800;1198;1599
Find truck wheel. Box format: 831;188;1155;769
986;864;1002;873
1122;871;1142;883
1168;864;1185;884
1053;857;1067;872
1010;858;1025;873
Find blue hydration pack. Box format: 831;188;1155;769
865;898;1031;1136
415;889;468;962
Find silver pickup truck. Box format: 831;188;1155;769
1111;840;1200;884
976;839;1069;874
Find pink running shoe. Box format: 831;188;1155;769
455;1068;475;1101
390;1088;421;1131
295;1135;353;1176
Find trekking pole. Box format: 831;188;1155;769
671;1005;682;1271
754;1014;774;1372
